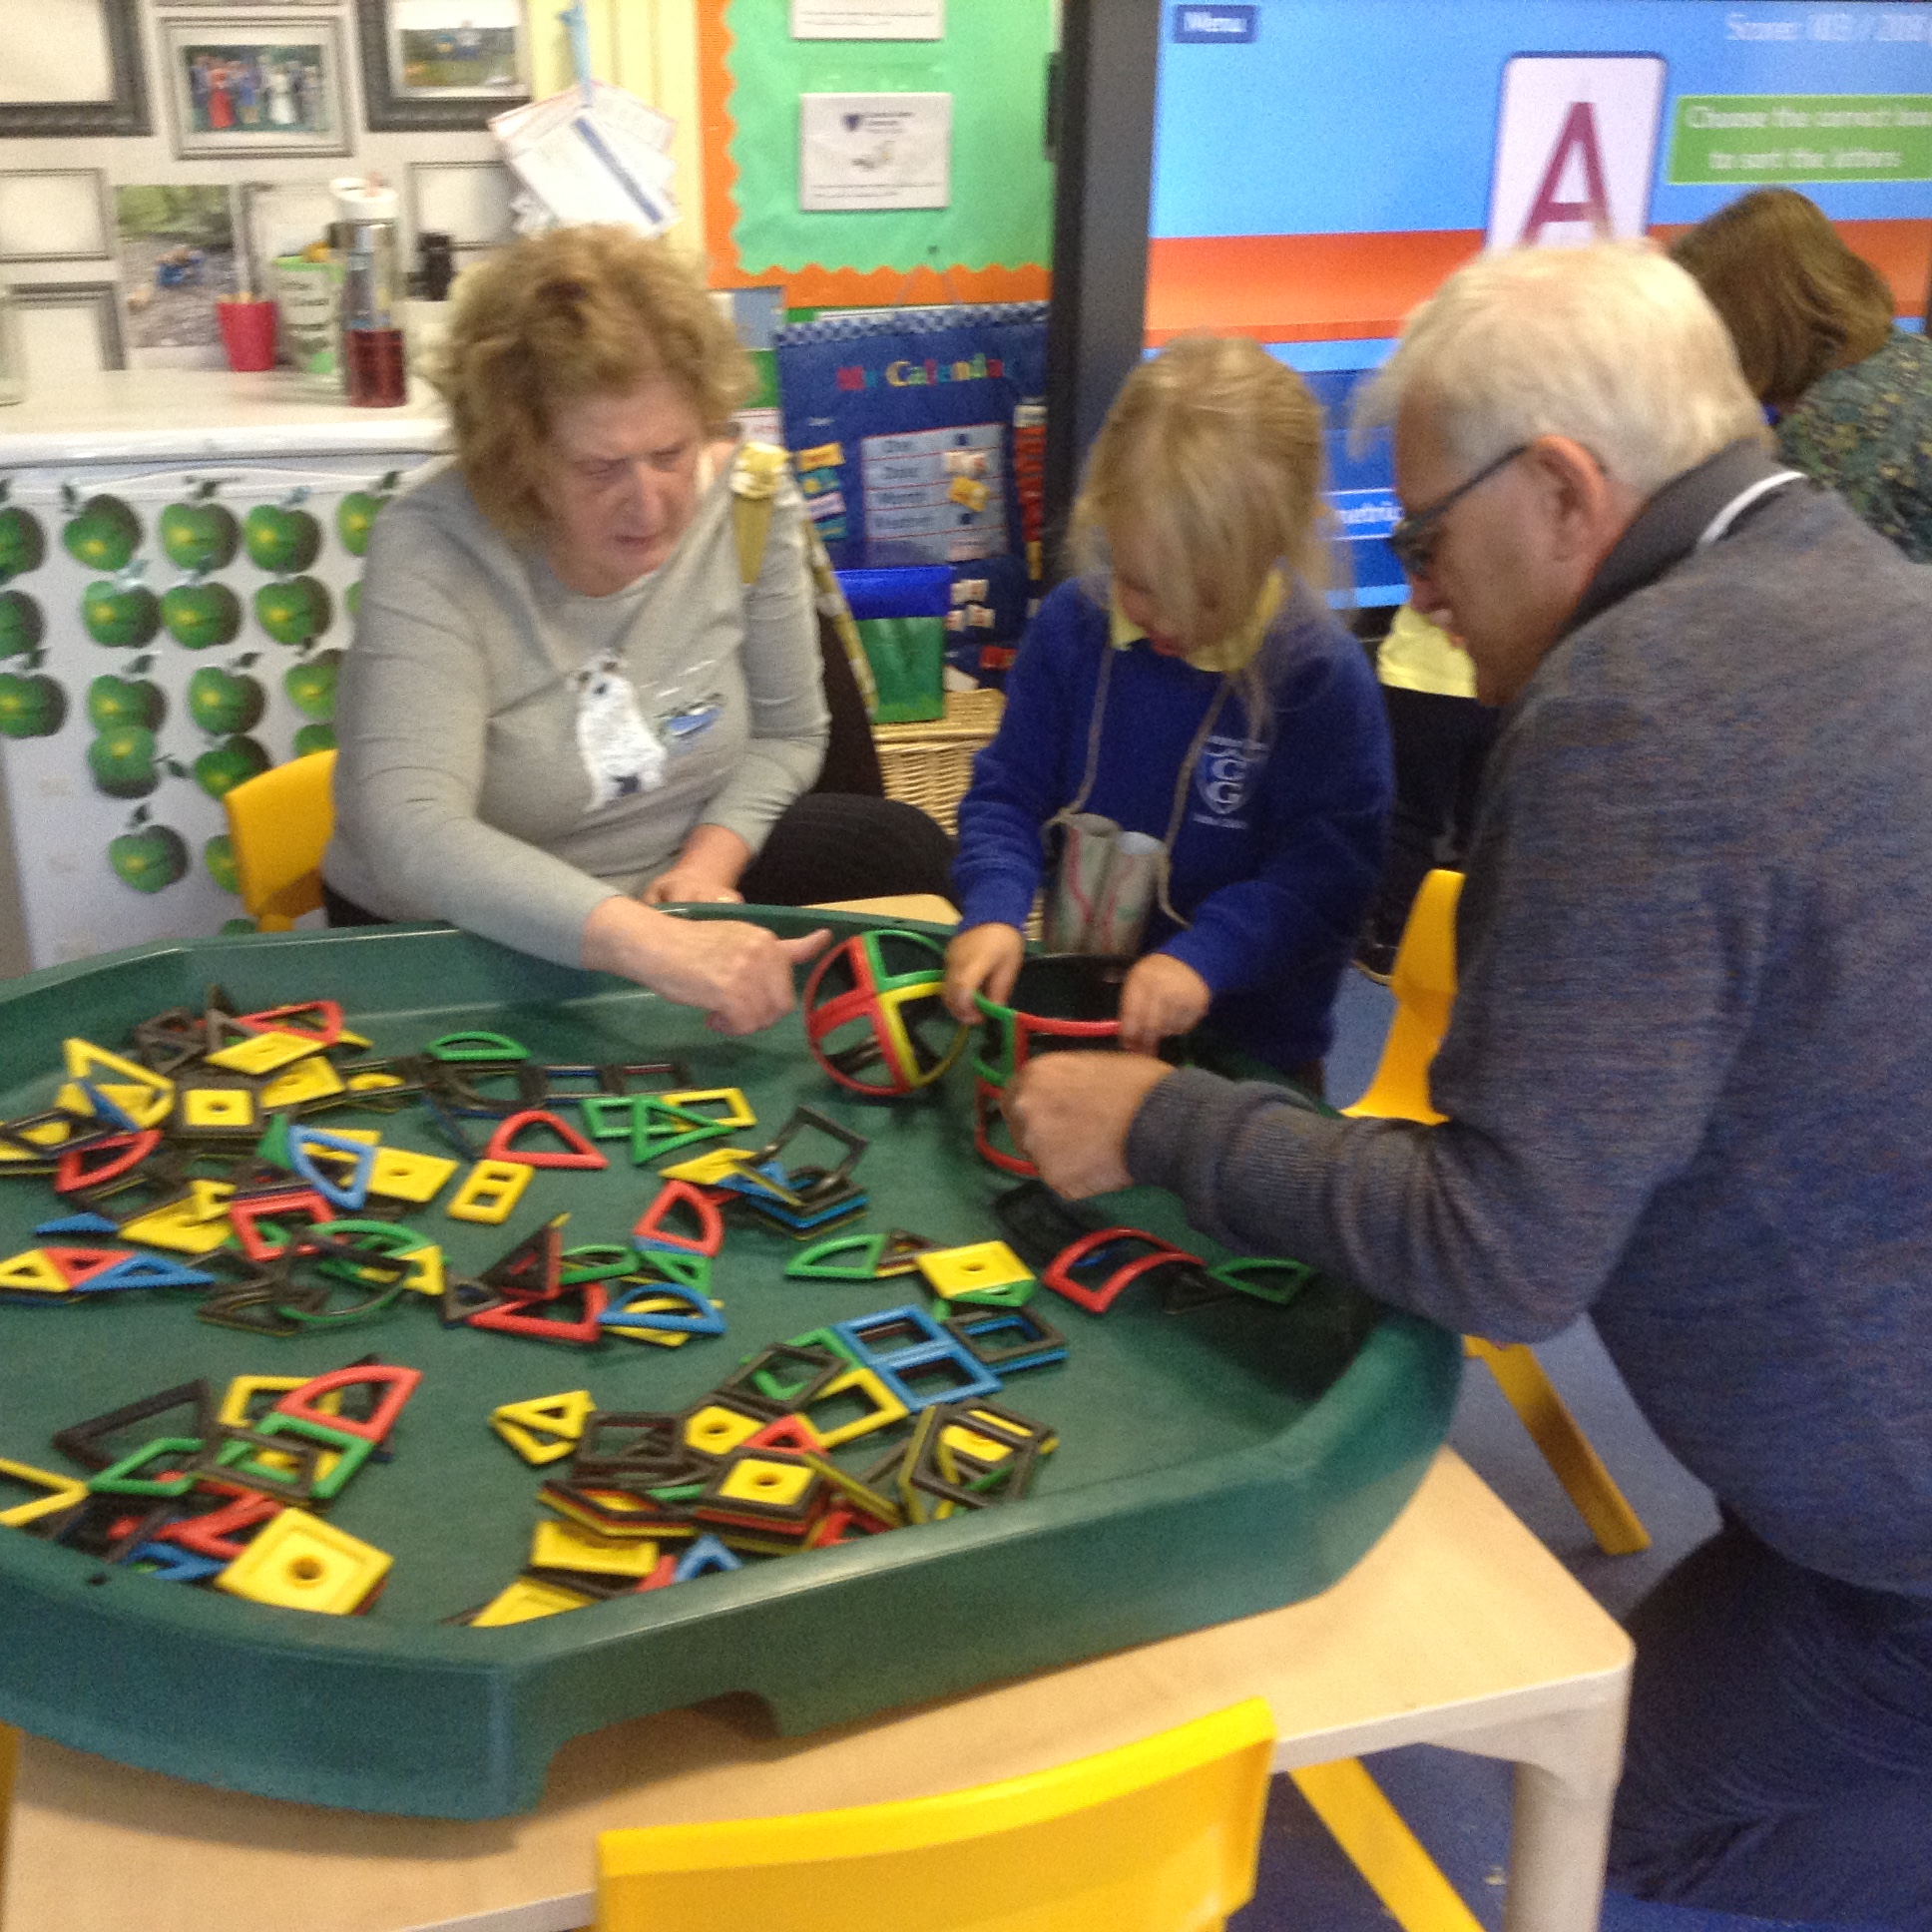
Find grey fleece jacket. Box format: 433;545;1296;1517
1128;441;1932;1596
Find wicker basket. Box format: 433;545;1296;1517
874;687;1005;833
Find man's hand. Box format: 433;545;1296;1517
1118;953;1211;1056
583;896;830;1034
943;922;1026;1022
1003;1051;1176;1199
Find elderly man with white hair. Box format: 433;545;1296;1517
1008;242;1932;1924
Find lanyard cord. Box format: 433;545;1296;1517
1044;643;1234;934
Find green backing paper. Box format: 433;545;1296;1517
725;0;1055;276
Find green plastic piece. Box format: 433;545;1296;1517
1209;1257;1315;1307
630;1098;732;1165
784;1324;863;1365
786;1231;889;1280
239;1413;373;1502
578;1094;646;1141
425;1030;528;1063
88;1436;204;1498
630;1248;712;1292
560;1243;639;1285
253;1113;294;1169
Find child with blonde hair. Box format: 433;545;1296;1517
942;335;1391;1084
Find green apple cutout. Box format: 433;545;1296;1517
205;832;240;895
61;493;142;574
254;576;331;648
243;503;322;574
194;733;270;801
220;916;255;936
293;722;337;756
0;589;44;658
335;472;399;558
87;724;161;797
159;495;240;574
86;671;166;731
187;666;264;735
284;648;340;720
0;671;67;738
345;578;360;622
162;581;242;651
82;581;162;649
109;807;188;895
0;492;46;582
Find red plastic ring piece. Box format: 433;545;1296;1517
1044;1227;1198;1314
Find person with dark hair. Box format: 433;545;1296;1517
325;225;952;1035
1674;187;1932;561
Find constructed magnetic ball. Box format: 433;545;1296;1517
802;928;970;1097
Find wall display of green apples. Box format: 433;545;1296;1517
0;457;436;969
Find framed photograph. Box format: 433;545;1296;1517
357;0;530;132
159;15;351;159
0;171;116;264
0;0;149;138
13;283;127;379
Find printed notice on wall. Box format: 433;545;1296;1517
791;0;944;38
799;92;951;210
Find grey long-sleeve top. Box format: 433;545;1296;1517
324;456;828;966
1127;445;1932;1597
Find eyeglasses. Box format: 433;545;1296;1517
1386;444;1530;576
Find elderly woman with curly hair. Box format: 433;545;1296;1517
1673;188;1932;562
324;225;951;1032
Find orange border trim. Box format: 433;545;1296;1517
1148;221;1929;347
695;0;1049;307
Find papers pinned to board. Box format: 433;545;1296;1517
491;81;678;239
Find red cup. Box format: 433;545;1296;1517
217;297;278;373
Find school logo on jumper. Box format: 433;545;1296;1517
1194;735;1265;826
1488;55;1668;249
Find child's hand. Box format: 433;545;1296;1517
1119;954;1211;1055
943;923;1026;1021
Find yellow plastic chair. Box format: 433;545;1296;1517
222;749;336;932
1344;868;1650;1558
596;1697;1275;1932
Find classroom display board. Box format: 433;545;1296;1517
0;457;433;966
1146;0;1932;601
698;0;1054;306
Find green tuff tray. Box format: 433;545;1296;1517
0;914;1460;1817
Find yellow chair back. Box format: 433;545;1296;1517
595;1696;1275;1932
1342;867;1464;1125
222;749;336;932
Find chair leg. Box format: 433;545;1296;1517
1464;1338;1652;1556
1290;1758;1487;1932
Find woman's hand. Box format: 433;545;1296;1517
943;922;1027;1022
582;896;830;1034
641;824;752;906
1117;953;1211;1056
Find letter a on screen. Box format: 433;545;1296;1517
1487;55;1667;251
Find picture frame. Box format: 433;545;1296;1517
0;0;150;139
158;14;351;160
0;171;117;265
13;283;127;373
356;0;530;132
406;160;517;251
